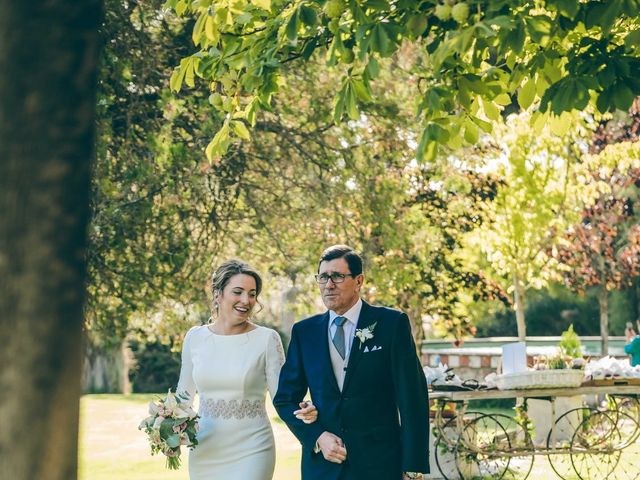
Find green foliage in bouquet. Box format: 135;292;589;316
559;324;582;359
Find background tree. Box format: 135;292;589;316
88;0;257;391
467;112;586;339
92;4;505;366
160;0;640;348
591;98;640;155
591;98;640;323
90;0;235;345
553;141;640;354
0;1;101;479
220;54;510;346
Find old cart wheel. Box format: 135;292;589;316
434;413;483;480
609;395;640;423
600;409;640;480
455;413;534;480
546;407;597;480
569;410;621;480
606;397;640;449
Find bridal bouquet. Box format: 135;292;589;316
138;390;199;470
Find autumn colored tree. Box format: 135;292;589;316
591;98;640;154
554;142;640;354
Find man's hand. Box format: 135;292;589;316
316;431;347;463
293;401;318;424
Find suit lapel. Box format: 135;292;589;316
317;312;341;395
342;301;376;394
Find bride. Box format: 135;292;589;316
177;259;317;479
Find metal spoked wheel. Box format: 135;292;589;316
455;413;534;480
546;407;597;480
568;410;621;480
609;395;640;419
434;412;483;480
601;409;640;480
607;408;640;449
607;396;640;448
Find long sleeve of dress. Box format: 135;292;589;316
265;329;285;400
177;326;198;406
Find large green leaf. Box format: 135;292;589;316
625;29;640;51
517;78;536;110
585;2;621;31
299;6;318;27
370;24;394;56
556;0;579;19
612;83;636;111
286;10;299;41
254;0;271;11
351;78;372;102
463;120;479;144
505;20;525;54
231;120;251;140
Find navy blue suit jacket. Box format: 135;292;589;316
274;301;430;480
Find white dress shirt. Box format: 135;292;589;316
328;298;362;360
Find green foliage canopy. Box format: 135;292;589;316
166;0;640;161
90;0;238;346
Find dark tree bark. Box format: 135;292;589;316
599;287;609;356
632;277;640;323
0;2;102;479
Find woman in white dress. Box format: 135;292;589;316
177;259;317;480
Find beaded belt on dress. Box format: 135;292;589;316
199;398;267;419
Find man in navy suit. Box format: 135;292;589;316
274;245;430;480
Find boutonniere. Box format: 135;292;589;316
355;322;377;350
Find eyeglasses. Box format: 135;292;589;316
314;272;354;284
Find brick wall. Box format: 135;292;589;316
422;339;630;382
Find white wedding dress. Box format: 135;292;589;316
177;324;285;480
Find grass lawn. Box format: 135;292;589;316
79;394;639;480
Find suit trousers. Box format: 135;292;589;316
337;463;356;480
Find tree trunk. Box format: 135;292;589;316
82;340;133;394
513;272;527;341
599;287;609;356
0;2;101;479
632;277;640;324
281;284;300;347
